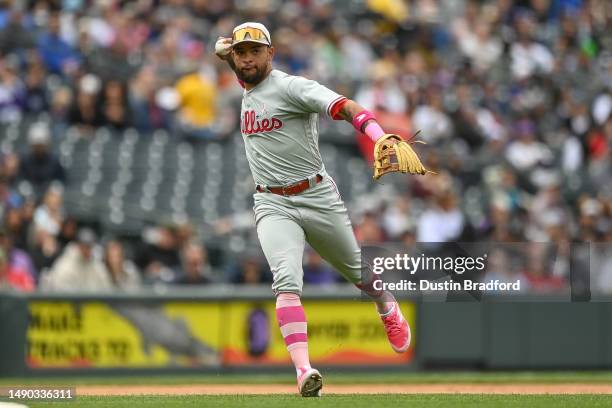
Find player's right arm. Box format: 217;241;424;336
215;37;236;70
282;75;387;142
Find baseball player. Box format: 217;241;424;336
215;22;413;397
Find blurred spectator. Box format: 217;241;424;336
577;196;606;241
37;11;80;76
273;27;310;76
452;13;502;72
172;241;213;285
486;199;518;242
20;198;36;233
230;250;269;285
354;212;385;244
417;190;464;243
19;123;66;198
29;230;60;277
528;184;568;241
85;39;138;81
32;184;65;238
412;88;453;146
24;52;49;114
0;174;21;220
505;119;553;172
510;11;554;80
449;83;486;149
561;130;583;174
303;249;337;285
136;225;181;283
104;239;141;290
0;9;35;55
0;227;36;289
175;60;219;140
68;74;102;130
57;216;79;250
522;244;567;292
1;152;20;187
100;80;130;129
482;248;530;292
40;228;112;292
355;62;406;114
400;228;417;248
381;196;416;241
3;205;28;251
174;221;196;250
0;54;26;124
0;246;35;292
128;65;158;131
49;85;72;125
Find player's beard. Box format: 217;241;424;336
235;64;267;85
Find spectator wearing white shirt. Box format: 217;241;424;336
505;119;553;172
40;228;113;292
510;12;554;80
417;190;464;243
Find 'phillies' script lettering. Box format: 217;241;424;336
241;110;283;135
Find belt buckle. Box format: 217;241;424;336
281;185;293;196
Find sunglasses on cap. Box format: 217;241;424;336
232;27;270;45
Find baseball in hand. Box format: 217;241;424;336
215;37;232;57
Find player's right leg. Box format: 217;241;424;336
254;200;322;396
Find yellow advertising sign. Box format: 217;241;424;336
26;300;415;368
223;301;415;365
27;302;222;368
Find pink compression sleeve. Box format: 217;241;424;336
352;109;385;142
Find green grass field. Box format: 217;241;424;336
1;372;611;408
2;371;612;385
16;395;612;408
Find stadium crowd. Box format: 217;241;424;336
0;0;610;294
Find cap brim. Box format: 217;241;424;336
230;39;270;48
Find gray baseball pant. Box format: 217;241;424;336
254;174;362;295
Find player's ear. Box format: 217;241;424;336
268;46;275;60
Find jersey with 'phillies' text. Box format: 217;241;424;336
240;69;346;186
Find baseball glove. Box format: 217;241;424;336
373;132;433;180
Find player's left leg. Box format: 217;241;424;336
254;198;322;396
295;176;411;353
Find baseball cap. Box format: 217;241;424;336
231;22;271;48
28;122;51;145
76;228;97;245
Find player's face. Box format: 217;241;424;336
231;43;273;85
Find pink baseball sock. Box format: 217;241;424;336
276;293;311;376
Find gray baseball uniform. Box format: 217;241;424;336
240;69;362;295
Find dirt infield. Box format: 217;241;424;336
77;384;612;395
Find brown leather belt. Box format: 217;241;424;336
256;174;323;196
